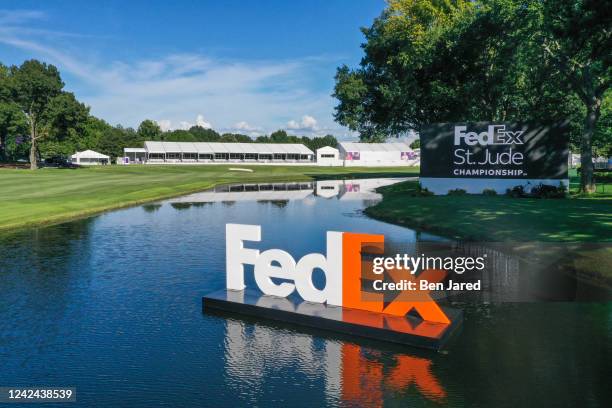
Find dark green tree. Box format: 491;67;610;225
10;60;64;169
39;92;90;157
539;0;611;192
137;119;162;141
333;0;610;192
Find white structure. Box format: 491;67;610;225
337;142;418;166
135;141;314;164
121;141;423;166
71;150;109;165
122;148;147;164
316;146;342;166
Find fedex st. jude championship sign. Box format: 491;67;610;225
420;122;569;194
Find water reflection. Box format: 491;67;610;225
168;178;408;205
0;177;609;407
222;318;446;407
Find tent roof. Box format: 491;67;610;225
124;148;146;153
140;141;314;155
338;142;413;153
72;150;109;159
316;146;339;154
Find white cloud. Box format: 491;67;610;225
286;120;300;130
0;9;358;139
195;114;212;129
301;115;317;129
232;121;259;132
286;115;318;131
157;119;172;132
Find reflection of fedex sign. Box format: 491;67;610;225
226;224;449;324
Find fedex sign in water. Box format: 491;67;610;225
420;122;569;194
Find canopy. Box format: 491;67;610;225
71;150;109;159
143;141;313;155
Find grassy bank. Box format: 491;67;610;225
0;164;418;231
365;177;611;243
365;175;612;284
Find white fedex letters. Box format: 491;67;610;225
226;223;343;306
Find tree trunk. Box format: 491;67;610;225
580;98;601;193
29;119;37;170
0;133;6;162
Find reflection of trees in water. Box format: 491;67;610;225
0;219;95;363
168;202;215;210
191;202;213;208
170;202;192;210
221;201;236;207
447;302;611;407
142;203;162;212
257;200;289;208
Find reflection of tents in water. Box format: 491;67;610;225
168;178;409;204
169;182;315;203
315;178;409;200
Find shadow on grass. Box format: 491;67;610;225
366;180;612;243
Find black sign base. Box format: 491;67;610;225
203;289;462;351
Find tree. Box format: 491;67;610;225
220;133;252;142
137;119;161;141
269;129;289;143
0;102;26;161
40;92;90;157
539;0;611;192
333;0;610;192
409;139;420;149
10;60;64;169
188;126;220;141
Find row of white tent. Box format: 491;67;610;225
72;141;419;166
121;141;418;166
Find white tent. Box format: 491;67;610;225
139;141;315;164
71;150;110;165
337;142;418;166
316;146;341;166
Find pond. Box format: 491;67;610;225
0;178;609;407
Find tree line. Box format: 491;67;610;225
333;0;610;192
0;60;337;169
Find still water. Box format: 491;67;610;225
0;178;610;407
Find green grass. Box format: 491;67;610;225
366;178;611;243
365;173;612;283
0;164;418;231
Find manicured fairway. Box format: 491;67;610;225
0;165;418;231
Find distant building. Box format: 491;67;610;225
122;141;314;165
337;142;418;166
120;140;421;167
315;146;341;166
71;150;110;165
123;148;147;164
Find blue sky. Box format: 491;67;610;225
0;0;385;138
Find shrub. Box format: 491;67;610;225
506;185;527;198
447;188;467;196
530;182;567;199
412;183;434;197
482;188;498;196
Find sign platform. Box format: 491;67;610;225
203;289;463;351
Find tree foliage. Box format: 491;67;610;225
333;0;610;191
0;60;339;164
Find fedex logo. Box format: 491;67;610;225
226;224;450;324
454;125;524;146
